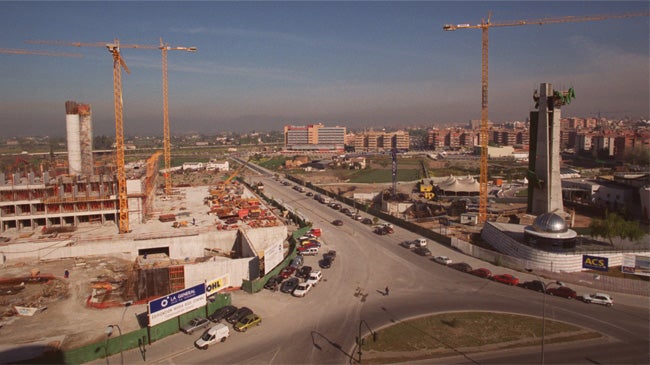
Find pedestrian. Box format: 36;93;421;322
64;269;69;279
192;217;196;225
385;286;389;296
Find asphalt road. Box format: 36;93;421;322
100;173;649;365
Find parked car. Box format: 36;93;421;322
324;250;337;260
280;266;297;279
449;262;472;273
181;317;210;334
233;314;262;332
226;306;253;324
264;275;283;290
374;226;389;235
579;293;613;306
319;256;333;269
491;274;520;286
209;305;237;322
299;239;321;247
194;323;229;349
280;277;300;293
332;219;344;226
361;218;373;225
414;246;432;256
298;242;320;251
299;247;319;256
305;270;323;286
292;282;313;297
518;280;545;292
296;265;312;278
469;268;492;279
547;286;577;299
340;208;351;215
432;256;452;265
306;192;313;197
290;255;303;268
351;213;363;221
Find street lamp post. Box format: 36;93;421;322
526;269;563;365
106;324;123;365
356;319;378;364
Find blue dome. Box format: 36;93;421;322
532;212;568;233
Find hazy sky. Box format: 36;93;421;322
0;1;648;138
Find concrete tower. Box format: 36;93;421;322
527;83;574;215
78;103;94;176
65;101;82;176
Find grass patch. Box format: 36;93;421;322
361;312;598;356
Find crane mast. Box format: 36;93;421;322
443;11;649;224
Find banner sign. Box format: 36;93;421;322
148;283;206;326
582;255;609;272
206;275;229;296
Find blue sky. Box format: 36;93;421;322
0;1;648;138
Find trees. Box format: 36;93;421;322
589;211;645;246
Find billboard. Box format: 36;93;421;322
206;274;230;296
148;283;206;326
621;254;650;277
582;255;609;271
263;242;284;275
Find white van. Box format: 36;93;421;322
415;238;427;247
300;247;319;256
195;323;230;349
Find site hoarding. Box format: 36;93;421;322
206;274;230;296
148;283;206;326
582;254;608;272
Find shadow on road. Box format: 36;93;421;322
310;331;356;363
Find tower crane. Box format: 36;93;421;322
443;11;649;224
27;38;197;196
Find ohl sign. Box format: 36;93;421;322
583;255;609;271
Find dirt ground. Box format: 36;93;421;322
0;256;139;353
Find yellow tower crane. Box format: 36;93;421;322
27;38;197;198
443;11;649;224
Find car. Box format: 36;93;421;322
292;282;313;297
299;247;319;256
432;256;452;265
414;246;432;256
332;219;344;226
361;218;373;225
280;266;297;279
319;256;333;269
208;305;237;322
226;306;253;324
449;262;472;273
297;242;320;251
331;203;342;210
547;286;577;299
580;293;613;306
296;265;312;278
324;250;337;261
351;214;363;221
400;240;417;249
469;268;492;278
180;317;210;334
290;255;303;268
374;226;388;235
518;280;545;292
306;270;323;286
306;192;313;197
233;313;262;332
264;275;283;290
280;277;300;293
299;239;321;247
194;323;230;349
340;208;351;215
491;274;520;286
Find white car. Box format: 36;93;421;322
194;323;229;349
305;270;323;286
433;256;452;265
581;293;613;307
292;282;313;297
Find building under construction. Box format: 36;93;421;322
0;101;158;232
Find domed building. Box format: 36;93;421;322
523;212;578;249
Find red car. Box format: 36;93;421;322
469;268;492;279
280;266;296;279
491;274;519;286
547;286;577;299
